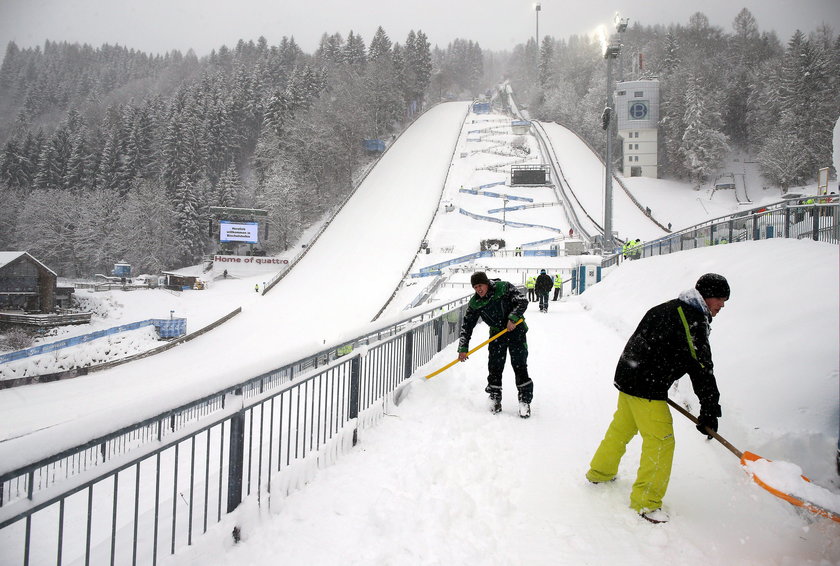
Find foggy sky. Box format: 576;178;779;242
1;0;838;57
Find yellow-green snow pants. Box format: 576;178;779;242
586;391;675;513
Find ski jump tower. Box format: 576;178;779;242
615;80;660;178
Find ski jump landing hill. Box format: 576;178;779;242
0;102;471;464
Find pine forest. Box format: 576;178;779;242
0;9;837;277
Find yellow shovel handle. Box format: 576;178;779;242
425;319;523;380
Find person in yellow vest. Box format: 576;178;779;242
552;273;563;301
629;239;642;260
525;275;536;302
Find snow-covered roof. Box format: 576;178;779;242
0;251;58;276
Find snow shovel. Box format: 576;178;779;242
425;319;523;380
667;398;840;523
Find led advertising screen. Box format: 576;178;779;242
220;221;259;243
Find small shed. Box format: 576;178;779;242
472;102;491;114
0;251;58;312
161;271;200;290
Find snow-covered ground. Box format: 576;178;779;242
162;239;839;566
1;104;838;565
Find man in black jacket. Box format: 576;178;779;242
458;271;532;417
535;269;553;312
585;273;730;524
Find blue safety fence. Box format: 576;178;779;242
0;318;187;364
409;246;559;278
459;188;533;203
523;237;560;247
412;251;494;278
458;208;565;233
488;204;528;213
155;318;187;338
483;191;533;202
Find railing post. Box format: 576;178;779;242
812;207;819;241
349;356;360;446
404;330;415;380
226;388;245;513
784;205;791;239
435;318;444;352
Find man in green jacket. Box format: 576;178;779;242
458;271;533;418
586;273;730;524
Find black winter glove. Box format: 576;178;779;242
696;414;718;439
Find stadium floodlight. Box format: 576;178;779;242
615;12;629;33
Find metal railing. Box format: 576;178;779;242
0;298;467;566
602;200;839;268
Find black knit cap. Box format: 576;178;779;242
471;271;491;287
695;273;730;299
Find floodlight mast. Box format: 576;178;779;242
535;3;541;76
601;13;628;253
603;41;621;252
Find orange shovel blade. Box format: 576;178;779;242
740;451;840;523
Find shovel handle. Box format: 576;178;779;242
666;398;743;459
425;319;523;380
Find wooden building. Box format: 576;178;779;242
0;251;58;312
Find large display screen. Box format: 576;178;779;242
220;221;259;243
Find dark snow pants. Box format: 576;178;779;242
485;330;532;403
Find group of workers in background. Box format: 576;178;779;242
622;238;643;260
525;270;564;312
